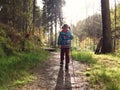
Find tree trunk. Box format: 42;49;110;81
54;18;57;48
33;0;36;25
101;0;113;53
50;22;54;47
113;0;117;52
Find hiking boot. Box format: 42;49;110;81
65;63;69;70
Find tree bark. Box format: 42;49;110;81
101;0;113;53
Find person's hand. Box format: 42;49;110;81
58;45;61;49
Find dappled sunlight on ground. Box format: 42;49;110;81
15;52;92;90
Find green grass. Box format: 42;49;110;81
0;50;49;89
71;51;96;64
0;25;50;89
72;51;120;90
89;54;120;90
90;66;120;90
105;82;120;90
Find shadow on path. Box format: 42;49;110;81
55;67;72;90
14;52;91;90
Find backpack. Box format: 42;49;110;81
60;31;71;46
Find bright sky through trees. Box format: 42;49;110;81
62;0;101;25
37;0;119;25
62;0;118;25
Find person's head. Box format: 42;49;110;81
62;24;69;29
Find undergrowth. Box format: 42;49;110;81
72;51;120;90
0;24;50;89
0;50;49;89
71;51;96;65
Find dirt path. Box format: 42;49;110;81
15;52;92;90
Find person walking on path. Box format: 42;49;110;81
58;24;73;70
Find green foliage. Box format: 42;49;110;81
0;28;9;57
74;14;102;40
0;44;6;58
90;68;112;84
111;3;120;29
90;67;120;90
42;0;64;27
87;54;120;90
0;0;35;31
24;39;36;51
105;82;120;90
71;51;96;64
0;23;43;56
71;51;120;89
0;50;49;89
0;23;50;89
115;51;120;57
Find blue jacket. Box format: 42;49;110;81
58;30;73;47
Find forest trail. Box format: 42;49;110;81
15;52;91;90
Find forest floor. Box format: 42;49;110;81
14;52;92;90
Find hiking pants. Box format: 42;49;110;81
60;48;70;64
